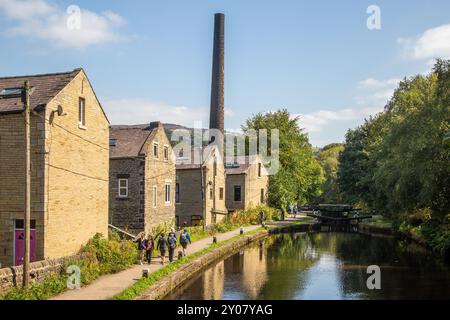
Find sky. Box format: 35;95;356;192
0;0;449;147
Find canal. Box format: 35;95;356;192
165;232;450;300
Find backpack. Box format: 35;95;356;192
180;232;187;244
168;235;177;248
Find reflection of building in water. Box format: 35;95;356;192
224;245;267;299
191;261;225;299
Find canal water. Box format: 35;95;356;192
165;232;450;300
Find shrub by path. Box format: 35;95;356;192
51;225;260;300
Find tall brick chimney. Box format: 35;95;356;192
209;13;225;134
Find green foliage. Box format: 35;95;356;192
114;228;265;300
338;59;450;215
1;232;138;300
230;205;280;225
314;143;344;203
337;59;450;258
242;109;324;208
1;274;66;300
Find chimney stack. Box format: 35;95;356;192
209;13;225;134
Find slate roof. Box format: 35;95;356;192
0;69;81;114
176;145;218;170
225;155;263;175
109;122;162;158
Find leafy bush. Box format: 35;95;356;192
230;205;279;225
1;232;138;300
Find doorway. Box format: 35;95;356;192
14;219;36;266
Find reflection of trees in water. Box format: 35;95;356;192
168;232;450;300
257;233;321;299
317;233;450;299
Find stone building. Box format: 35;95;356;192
175;145;228;226
0;68;109;268
109;122;176;235
225;155;269;212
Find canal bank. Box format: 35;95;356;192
127;222;320;300
166;230;450;300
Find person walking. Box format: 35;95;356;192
134;233;147;265
179;229;191;256
167;230;177;262
145;235;154;265
157;233;168;265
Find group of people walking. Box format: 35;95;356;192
135;228;191;265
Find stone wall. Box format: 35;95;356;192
0;112;46;267
225;173;246;211
0;255;79;295
136;230;268;300
43;70;109;259
142;125;176;233
109;158;145;234
175;168;203;226
244;160;269;208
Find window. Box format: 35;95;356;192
219;187;224;200
109;139;117;146
175;183;180;204
153;142;159;158
78;97;85;127
213;160;217;176
260;188;265;203
163;145;169;161
152;185;157;208
258;163;262;177
0;87;22;97
234;185;241;202
209;186;213;200
118;179;128;197
165;182;171;204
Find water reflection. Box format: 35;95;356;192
165;232;450;300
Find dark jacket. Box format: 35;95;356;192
168;234;177;249
157;236;168;251
135;238;146;250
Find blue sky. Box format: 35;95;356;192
0;0;449;146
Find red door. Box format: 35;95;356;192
14;229;36;266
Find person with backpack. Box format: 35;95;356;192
145;235;154;265
167;229;177;262
179;229;191;256
134;232;147;265
157;233;168;265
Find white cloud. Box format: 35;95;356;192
295;77;401;137
294;107;380;133
0;0;126;48
398;24;450;60
104;98;210;127
224;107;234;117
355;77;400;108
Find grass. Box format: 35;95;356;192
360;215;393;229
113;227;266;300
1;232;138;300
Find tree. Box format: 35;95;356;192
338;59;450;215
242;109;324;209
315;143;344;203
